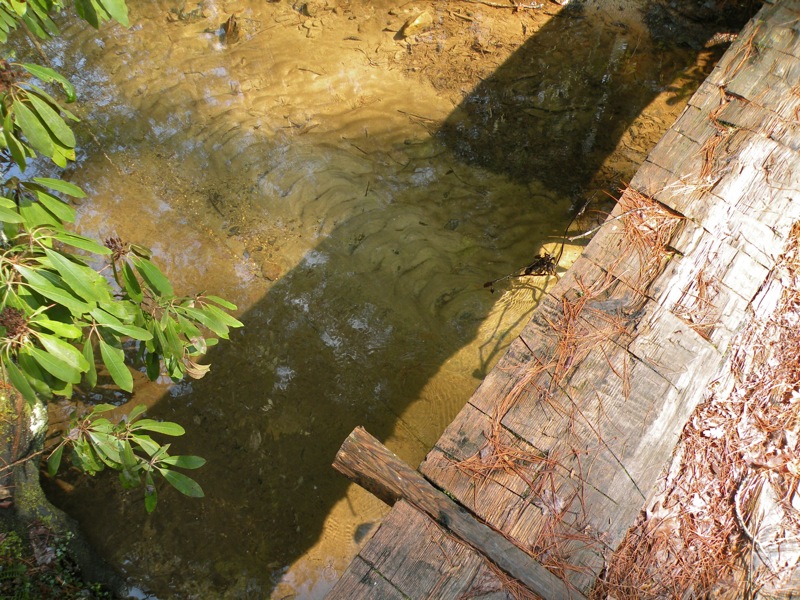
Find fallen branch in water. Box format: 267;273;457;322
460;0;543;9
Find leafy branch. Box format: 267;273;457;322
48;404;205;513
0;0;242;511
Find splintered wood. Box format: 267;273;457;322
328;1;800;598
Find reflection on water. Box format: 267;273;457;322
27;0;751;597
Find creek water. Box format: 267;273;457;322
23;0;751;597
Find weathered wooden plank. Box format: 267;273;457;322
646;128;706;180
358;501;487;599
666;192;785;270
628;301;723;391
687;80;724;112
752;3;800;57
705;12;771;87
770;119;800;152
421;447;532;529
467;318;559;416
327;555;407;600
725;59;779;104
677;104;720;145
714;96;779;133
422;401;545;500
333;427;587;600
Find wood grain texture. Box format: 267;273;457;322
333;427;587;600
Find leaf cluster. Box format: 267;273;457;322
0;59;78;169
0;0;243;511
0;176;242;404
48;404;205;512
0;0;129;44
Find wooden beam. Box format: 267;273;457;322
333;426;588;600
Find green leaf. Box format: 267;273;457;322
126;404;147;423
132;256;174;297
47;444;64;476
120;439;138;470
72;439;104;474
32;177;85;198
14;264;92;316
159;455;205;469
4;128;27;171
15;350;52;399
87;403;116;418
159;468;204;498
0;205;23;223
82;340;97;389
202;295;238;311
119;466;140;489
43;248;107;304
131;433;160;456
162;317;184;359
203;304;243;330
176;305;228;338
87;417;112;433
26;84;78;121
130;419;185;436
129;244;152;259
121;261;143;302
33;316;83;339
98;337;132;392
2;356;37;405
175;313;201;339
97;0;128;26
50;142;74;167
21;11;47;38
100;322;152;342
22;2;59;38
26;345;80;384
25;93;76;148
87;430;123;465
203;304;242;339
50;231;112;255
18;193;60;227
91;308;152;340
21;64;77;103
9;0;27;18
97;296;137;322
165;355;184;381
12;99;54;158
37;332;89;372
144;350;160;381
35;190;76;222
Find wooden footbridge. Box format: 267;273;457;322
328;1;800;597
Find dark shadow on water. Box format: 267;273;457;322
43;1;758;597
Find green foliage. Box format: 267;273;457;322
47;404;206;512
0;59;79;169
0;529;112;598
0;178;242;404
0;0;243;510
0;0;128;44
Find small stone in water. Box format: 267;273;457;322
400;11;433;38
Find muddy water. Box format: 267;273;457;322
29;0;748;598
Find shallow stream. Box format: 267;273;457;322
24;0;753;597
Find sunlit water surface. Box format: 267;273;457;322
21;0;747;597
